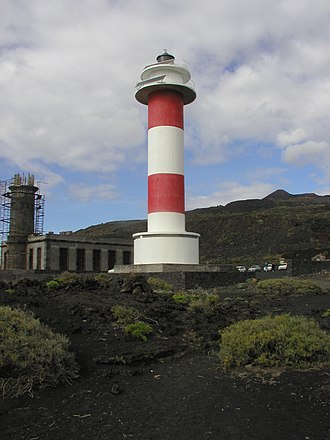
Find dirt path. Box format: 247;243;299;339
1;354;329;440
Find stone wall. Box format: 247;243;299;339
2;258;330;289
0;268;253;290
292;258;330;276
141;271;254;290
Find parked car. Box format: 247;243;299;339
264;263;276;272
236;265;246;273
248;265;261;272
278;262;288;270
263;264;273;272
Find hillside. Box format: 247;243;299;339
74;190;330;264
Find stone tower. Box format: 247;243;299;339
6;174;38;269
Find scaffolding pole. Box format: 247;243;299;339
34;190;45;235
0;179;12;243
0;179;12;267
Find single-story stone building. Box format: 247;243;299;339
1;232;133;272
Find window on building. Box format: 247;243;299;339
76;248;85;271
123;250;131;265
59;248;68;271
108;250;116;270
36;247;42;270
29;249;34;270
93;249;101;271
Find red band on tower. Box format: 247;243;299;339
148;90;183;129
148;173;185;213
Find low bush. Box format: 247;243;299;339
147;277;173;292
189;298;214;313
188;288;219;303
94;273;113;288
172;292;198;304
111;305;140;326
124;321;153;342
257;278;323;296
58;271;80;284
111;306;152;342
218;314;330;371
46;280;62;290
236;282;249;290
45;272;82;290
173;290;219;314
0;306;78;399
188;293;219;316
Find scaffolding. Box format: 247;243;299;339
0;178;12;245
34;189;45;236
0;176;46;242
0;179;12;268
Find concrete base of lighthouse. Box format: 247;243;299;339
133;231;200;265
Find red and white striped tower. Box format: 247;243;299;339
133;51;200;265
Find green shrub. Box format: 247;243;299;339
46;280;62;290
45;272;82;290
257;278;323;296
147;277;173;292
58;271;80;283
94;273;112;288
173;290;219;311
322;309;330;317
236;282;248;290
188;298;211;315
124;321;153;342
188;289;219;304
111;305;140;326
188;293;219;315
172;292;197;304
0;306;78;398
219;314;330;371
246;278;259;286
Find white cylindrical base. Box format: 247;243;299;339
133;232;200;265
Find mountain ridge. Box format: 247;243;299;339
74;189;330;263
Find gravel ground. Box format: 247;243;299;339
0;274;329;440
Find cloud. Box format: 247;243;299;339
281;140;330;184
282;141;328;165
68;183;118;203
186;181;275;210
280;140;330;184
245;166;288;181
0;0;147;181
277;128;309;147
190;48;330;164
1;0;330;202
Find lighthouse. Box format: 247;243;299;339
133;51;200;265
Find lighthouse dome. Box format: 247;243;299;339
156;51;175;63
136;52;196;105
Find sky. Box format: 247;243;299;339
1;0;330;233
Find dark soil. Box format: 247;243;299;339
0;274;329;440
